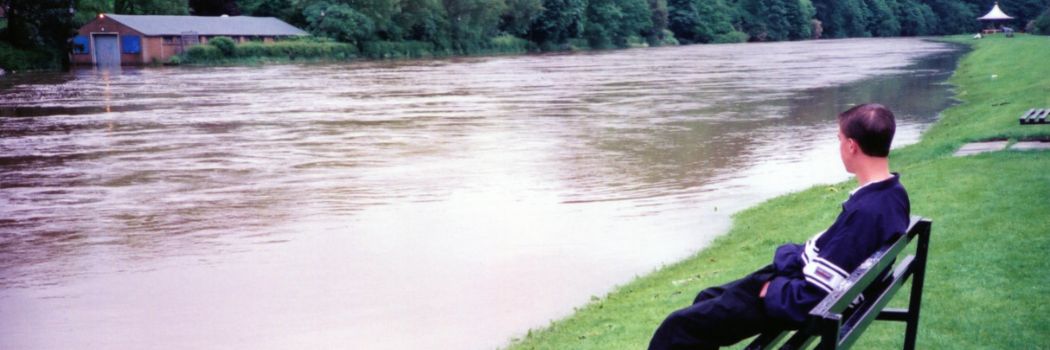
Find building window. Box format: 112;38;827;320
164;36;181;44
73;35;90;54
121;35;141;54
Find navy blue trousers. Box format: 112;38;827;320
648;265;795;350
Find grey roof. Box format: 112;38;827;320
105;14;309;36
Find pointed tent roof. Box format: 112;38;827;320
104;14;309;36
978;2;1014;21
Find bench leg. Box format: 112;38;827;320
903;222;931;350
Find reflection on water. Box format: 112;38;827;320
0;38;962;349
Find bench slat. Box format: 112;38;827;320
876;308;910;322
837;255;915;349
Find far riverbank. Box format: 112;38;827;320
505;34;1050;349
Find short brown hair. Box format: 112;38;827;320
838;103;896;157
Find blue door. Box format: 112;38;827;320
93;34;120;66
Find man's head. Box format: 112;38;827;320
837;103;896;174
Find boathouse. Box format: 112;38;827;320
72;14;309;66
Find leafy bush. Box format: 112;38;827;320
712;31;749;43
0;41;59;71
209;36;237;57
1032;8;1050;35
184;45;223;62
180;39;357;64
487;35;531;53
362;40;436;59
658;29;680;46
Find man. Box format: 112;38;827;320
648;103;911;350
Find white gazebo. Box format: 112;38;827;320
977;1;1015;32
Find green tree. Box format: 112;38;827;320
209;35;236;56
442;0;506;52
646;0;668;44
864;0;900;36
241;0;298;22
74;0;114;26
393;0;449;46
189;0;240;15
997;0;1050;30
923;0;979;34
896;0;937;36
114;0;190;14
1031;5;1050;34
811;0;871;37
667;0;732;43
499;0;544;36
304;2;376;46
787;0;814;39
583;0;652;48
526;0;586;49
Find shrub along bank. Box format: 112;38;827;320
505;34;1050;349
174;37;359;65
174;34;534;65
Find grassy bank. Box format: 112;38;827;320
506;34;1050;349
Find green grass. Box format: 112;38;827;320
505;34;1050;349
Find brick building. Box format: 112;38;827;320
72;14;309;66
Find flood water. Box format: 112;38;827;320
0;38;962;349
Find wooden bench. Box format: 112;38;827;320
1019;109;1048;124
745;217;932;350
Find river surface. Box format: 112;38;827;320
0;38;962;349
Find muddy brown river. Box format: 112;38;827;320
0;38;962;349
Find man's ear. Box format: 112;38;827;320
847;138;859;155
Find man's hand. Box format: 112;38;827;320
760;281;771;298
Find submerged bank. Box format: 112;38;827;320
505;34;1050;349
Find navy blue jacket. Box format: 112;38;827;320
763;174;910;324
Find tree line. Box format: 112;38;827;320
2;0;1050;69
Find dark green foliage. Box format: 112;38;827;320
811;0;871;37
1032;7;1050;34
896;0;937;36
997;0;1050;29
526;0;587;49
646;0;669;45
500;0;545;36
188;0;240;15
393;0;449;46
113;0;190;15
240;0;298;22
442;0;507;53
864;0;900;37
924;0;980;35
733;0;813;41
304;2;376;47
0;41;60;71
209;36;236;56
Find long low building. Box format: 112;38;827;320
72;14;309;66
